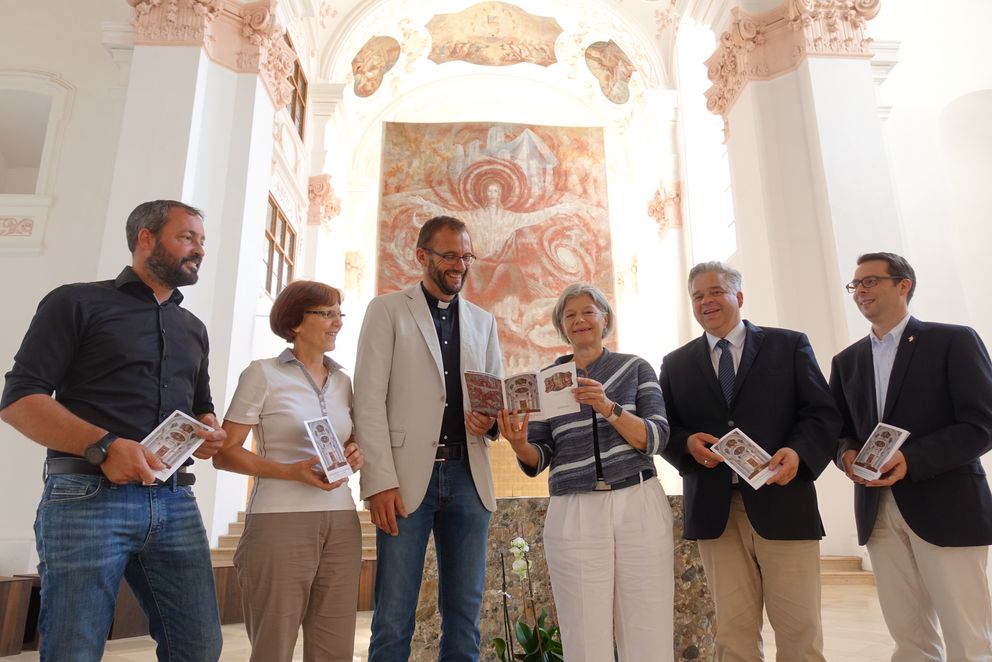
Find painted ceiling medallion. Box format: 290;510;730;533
426;2;562;67
585;40;635;105
352;36;401;97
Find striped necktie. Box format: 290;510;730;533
717;338;735;405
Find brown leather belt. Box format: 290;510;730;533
44;457;196;486
434;444;466;462
592;468;656;492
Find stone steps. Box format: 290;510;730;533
211;515;872;587
210;510;379;562
821;555;874;585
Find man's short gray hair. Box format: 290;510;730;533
125;200;203;252
551;283;614;344
687;261;743;295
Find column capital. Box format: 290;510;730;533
126;0;297;110
704;0;881;135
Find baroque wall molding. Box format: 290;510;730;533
126;0;297;110
0;194;53;256
647;181;683;239
308;174;342;230
0;218;34;237
704;0;881;135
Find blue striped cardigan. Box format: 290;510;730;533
520;349;669;495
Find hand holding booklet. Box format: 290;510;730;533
464;362;581;422
852;422;910;481
304;416;354;483
140;410;211;482
711;428;779;489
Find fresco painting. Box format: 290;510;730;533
377;121;615;374
426;2;562;67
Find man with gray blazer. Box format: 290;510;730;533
354;215;503;662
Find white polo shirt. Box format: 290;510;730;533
224;348;356;514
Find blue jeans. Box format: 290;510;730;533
34;473;223;662
368;458;492;662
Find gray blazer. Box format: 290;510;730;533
353;283;503;512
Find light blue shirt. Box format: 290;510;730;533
706;320;747;377
870;314;911;420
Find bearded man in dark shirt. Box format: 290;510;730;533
1;200;227;662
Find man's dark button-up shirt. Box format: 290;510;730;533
1;267;214;458
421;284;466;446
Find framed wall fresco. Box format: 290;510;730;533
377;121;616;374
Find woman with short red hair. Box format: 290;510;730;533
214;280;363;662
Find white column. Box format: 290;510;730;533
97;0;296;542
702;0;898;558
705;0;901;349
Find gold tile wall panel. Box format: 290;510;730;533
490;441;549;497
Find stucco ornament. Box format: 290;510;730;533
705;0;882;138
308;175;342;229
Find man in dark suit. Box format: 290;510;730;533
659;261;839;662
830;252;992;661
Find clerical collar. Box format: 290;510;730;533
421;283;458;310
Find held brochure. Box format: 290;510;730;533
711;427;779;489
304;416;354;483
852;422;910;481
139;410;210;482
464;362;581;422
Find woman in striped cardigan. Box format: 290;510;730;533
498;282;674;662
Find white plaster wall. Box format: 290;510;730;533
4;167;39;194
0;0;132;575
869;0;992;331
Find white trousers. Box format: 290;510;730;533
867;489;992;662
543;477;674;662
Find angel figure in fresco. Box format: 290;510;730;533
401;127;604;259
409;181;585;259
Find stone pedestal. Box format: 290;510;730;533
409;494;714;661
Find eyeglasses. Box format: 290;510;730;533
304;310;346;320
424;248;477;265
562;309;604;322
844;275;904;293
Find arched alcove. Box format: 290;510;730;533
308;1;697;495
0;70;73;255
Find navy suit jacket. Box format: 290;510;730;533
659;321;840;541
829;317;992;547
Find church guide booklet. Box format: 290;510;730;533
304;416;354;483
140;410;210;482
852;422;910;481
711;427;779;489
463;361;581;422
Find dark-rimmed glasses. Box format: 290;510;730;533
844;276;904;293
424;248;477;265
304;310;346;320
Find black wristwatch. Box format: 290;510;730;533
606;402;623;423
85;432;119;465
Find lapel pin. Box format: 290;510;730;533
908;336;915;343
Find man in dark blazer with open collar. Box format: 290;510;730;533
659;261;839;662
830;252;992;661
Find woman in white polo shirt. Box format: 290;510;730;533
214;280;363;662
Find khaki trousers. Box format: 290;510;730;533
233;510;362;662
867;489;992;662
697;491;825;662
544;477;675;662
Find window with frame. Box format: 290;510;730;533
285;34;307;140
264;196;296;297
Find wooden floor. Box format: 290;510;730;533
5;585;897;661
